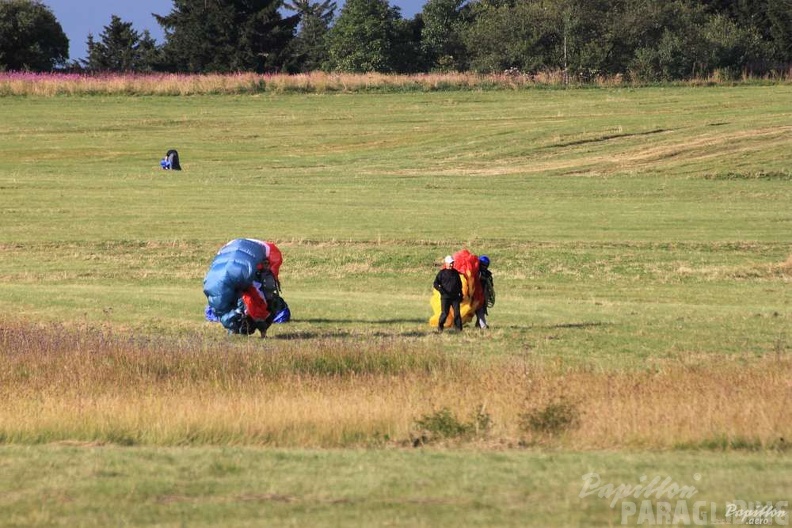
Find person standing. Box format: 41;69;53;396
475;255;495;329
433;255;463;332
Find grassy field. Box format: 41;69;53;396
1;446;790;527
0;83;790;526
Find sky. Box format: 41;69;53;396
42;0;426;63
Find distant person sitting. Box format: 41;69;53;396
160;149;181;170
433;255;463;332
475;255;495;329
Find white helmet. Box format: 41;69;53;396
444;255;454;265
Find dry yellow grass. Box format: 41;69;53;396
2;70;789;97
1;323;789;450
0;71;598;96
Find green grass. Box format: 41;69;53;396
1;84;791;526
1;88;790;364
1;446;790;527
2;87;791;244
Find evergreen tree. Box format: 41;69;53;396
285;0;336;71
83;15;159;72
155;0;298;73
0;0;68;71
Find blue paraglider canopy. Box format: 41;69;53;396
203;238;290;334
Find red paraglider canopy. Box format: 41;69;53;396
264;242;283;279
453;249;484;308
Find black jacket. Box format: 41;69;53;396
434;268;463;299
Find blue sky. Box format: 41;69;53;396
42;0;426;63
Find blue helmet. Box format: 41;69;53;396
479;255;490;267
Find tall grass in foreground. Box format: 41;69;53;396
1;322;789;450
1;70;789;96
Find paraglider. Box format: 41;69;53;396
475;255;495;328
203;238;290;337
433;255;463;332
429;249;486;329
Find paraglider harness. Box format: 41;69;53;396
204;271;291;333
236;267;290;334
480;267;495;309
255;264;289;319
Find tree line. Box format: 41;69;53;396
2;0;790;81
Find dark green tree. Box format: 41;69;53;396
154;0;298;73
603;0;665;74
285;0;336;71
463;0;563;73
391;13;427;73
325;0;404;72
0;0;68;71
551;0;617;78
421;0;470;71
627;1;765;80
83;15;160;72
766;0;792;62
462;0;621;76
459;0;773;80
695;0;784;68
698;0;770;31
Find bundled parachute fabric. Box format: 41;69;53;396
160;149;181;170
429;249;484;328
203;238;285;333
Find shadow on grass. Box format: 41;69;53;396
271;329;430;340
373;330;429;338
268;318;433;340
270;330;352;340
294;318;428;325
548;322;609;329
265;321;611;340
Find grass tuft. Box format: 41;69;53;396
412;405;493;445
519;398;582;437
